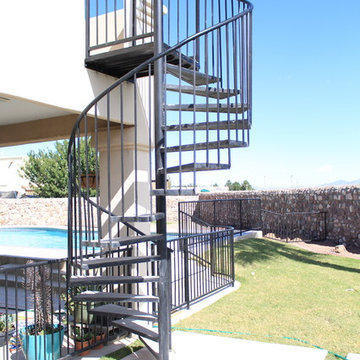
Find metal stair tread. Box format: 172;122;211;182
165;119;250;131
89;304;157;321
73;291;159;303
112;319;159;342
99;233;164;248
166;103;248;113
166;64;219;86
165;163;230;173
166;84;239;99
110;212;165;223
164;140;247;153
70;275;159;286
77;255;161;270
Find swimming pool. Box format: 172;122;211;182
0;228;97;250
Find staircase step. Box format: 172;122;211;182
165;163;230;174
139;336;160;359
151;188;196;196
166;84;239;99
99;233;164;249
166;64;219;86
70;275;159;286
164;140;247;153
110;212;165;223
77;255;161;270
165;119;250;131
89;304;157;321
113;319;159;342
166;103;248;113
73;291;159;303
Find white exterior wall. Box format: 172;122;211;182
0;156;28;195
0;0;118;115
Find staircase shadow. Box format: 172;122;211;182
234;238;360;274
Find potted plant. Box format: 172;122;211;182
74;326;94;356
20;263;65;360
0;313;14;344
78;138;98;190
62;287;94;325
92;327;106;350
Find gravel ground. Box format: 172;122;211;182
275;238;360;260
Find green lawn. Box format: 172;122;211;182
100;340;144;360
175;238;360;360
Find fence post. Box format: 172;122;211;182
183;236;190;309
239;199;242;235
230;229;235;286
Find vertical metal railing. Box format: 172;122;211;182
0;260;68;360
179;198;262;235
167;229;234;311
261;210;328;242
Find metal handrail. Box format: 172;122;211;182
82;194;145;236
68;1;253;152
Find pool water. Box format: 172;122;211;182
0;228;177;250
0;228;97;250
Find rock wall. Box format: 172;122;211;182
199;186;360;247
2;187;359;248
0;198;68;227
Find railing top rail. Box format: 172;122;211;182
68;1;253;155
168;227;234;243
179;198;261;205
0;258;67;273
83;194;145;235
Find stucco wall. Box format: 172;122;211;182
199;186;360;247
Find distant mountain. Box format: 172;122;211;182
321;179;360;187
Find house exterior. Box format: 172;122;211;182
0;156;29;196
0;1;253;359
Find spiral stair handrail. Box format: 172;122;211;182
67;1;253;153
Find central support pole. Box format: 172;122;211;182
154;1;170;359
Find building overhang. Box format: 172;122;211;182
0;93;127;147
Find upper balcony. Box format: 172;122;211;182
85;0;253;78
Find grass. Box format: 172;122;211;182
100;340;144;360
175;238;360;360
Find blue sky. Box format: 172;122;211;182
1;0;359;189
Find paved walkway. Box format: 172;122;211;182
120;331;329;360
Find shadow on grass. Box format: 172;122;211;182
235;238;360;274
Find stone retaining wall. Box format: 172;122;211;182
0;198;68;227
199;186;360;247
2;186;359;248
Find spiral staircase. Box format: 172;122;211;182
67;1;253;359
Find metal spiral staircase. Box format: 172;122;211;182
67;1;253;359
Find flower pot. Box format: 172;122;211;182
75;340;92;356
20;325;64;360
80;174;97;189
93;333;105;350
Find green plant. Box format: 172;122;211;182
20;139;97;198
75;326;94;342
0;313;14;333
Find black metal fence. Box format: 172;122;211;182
262;210;327;242
0;259;69;360
168;229;234;310
179;198;262;235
